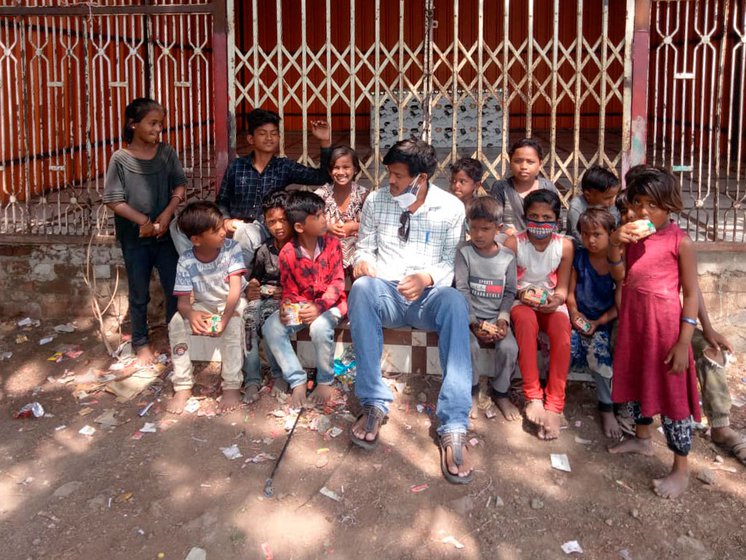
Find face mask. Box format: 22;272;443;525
526;219;556;239
391;174;422;210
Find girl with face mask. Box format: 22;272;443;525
504;190;574;441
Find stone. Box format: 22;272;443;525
530;497;544;510
185;548;207;560
87;495;107;510
449;495;475;515
630;508;639;519
53;481;82;498
697;468;716;486
675;535;713;560
417;392;427;403
316;415;332;433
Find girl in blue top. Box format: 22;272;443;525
566;208;619;438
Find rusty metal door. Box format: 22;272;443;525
0;1;224;236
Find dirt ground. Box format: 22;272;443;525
1;316;745;560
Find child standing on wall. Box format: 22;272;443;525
103;97;187;366
566;208;620;438
314;145;368;273
608;166;701;499
490;138;559;235
504;190;574;440
454;197;520;421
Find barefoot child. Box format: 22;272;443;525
449;157;488;206
566;209;620;438
608;166;700;499
504;190;573;440
103;97;187;365
314;145;368;271
454;197;520;421
491;138;559;235
242;191;291;404
263;191;347;408
167;202;248;414
566;165;621;246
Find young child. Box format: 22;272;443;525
504;190;574;440
491;138;559;235
449;157;487;206
103;97;187;365
566;165;621;245
210;108;331;267
242;191;292;404
454;197;520;421
166;201;248;414
608;166;700;499
314;145;368;270
262;191;347;409
566;208;619;438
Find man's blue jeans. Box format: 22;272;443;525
263;308;342;389
348;277;472;434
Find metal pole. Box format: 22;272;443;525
629;0;652;167
213;0;231;194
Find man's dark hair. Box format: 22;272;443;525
122;97;164;144
580;165;619;193
578;208;616;234
177;200;224;239
329;145;361;177
625;165;683;214
262;190;288;216
247;108;281;135
467;196;503;224
508;137;544;160
450;157;484;183
285;190;325;228
382;138;438;179
523;189;562;219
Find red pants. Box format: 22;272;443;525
511;304;571;414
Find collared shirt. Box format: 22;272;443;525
354;184;466;286
279;234;347;316
216;149;331;221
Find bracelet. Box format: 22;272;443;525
607;257;623;266
681;316;697;326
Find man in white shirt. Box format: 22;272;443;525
348;138;474;484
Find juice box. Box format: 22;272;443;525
632;219;656;239
260;285;278;297
573;315;592;334
209;314;221;333
520;285;549;306
282;302;303;326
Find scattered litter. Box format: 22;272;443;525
115;491;133;503
18;317;40;328
731;395;746;408
710;464;738;473
184;399;201;414
270;409;287;418
78;407;94;416
469;437;480;447
0;351;12;361
618;549;632;560
16;334;28;344
284;413;299;431
696;468;716;485
316;414;332;433
105;369;159;401
410;483;429;493
243;452;276;465
317;448;330;454
139;422;157;433
48;352;64;362
319;486;342;502
416;404;425;413
78;425;96;436
138;402;155;417
550;453;572;472
13;402;45;419
574;420;582;427
39;336;55;345
53;323;76;333
94;409;120;428
55;425;67;431
131;431;144;440
183;547;206;560
220;444;243;460
112;340;134;360
574;436;592;445
328;427;343;438
261;542;274;560
561;540;584;554
484;407;497;419
441;535;465;549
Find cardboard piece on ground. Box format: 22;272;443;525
105;369;160;402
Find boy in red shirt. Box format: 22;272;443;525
262;191;347;408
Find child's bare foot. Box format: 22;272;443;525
167;389;192;414
608;436;654;456
525;399;545;426
539;410;562;440
271;378;289;398
653;457;689;499
600;410;623;439
242;384;260;404
495;397;520;421
442;438;474;480
136;345;156;367
309;384;334;405
291;384;308;409
220;389;241;412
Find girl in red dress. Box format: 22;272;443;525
608;166;700;499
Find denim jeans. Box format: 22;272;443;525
348;277;472;435
121;236;179;349
263;307;342;389
243;337;282;387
